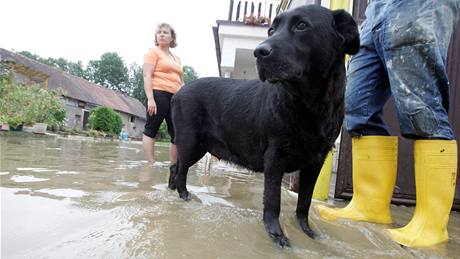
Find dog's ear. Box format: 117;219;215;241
332;9;360;55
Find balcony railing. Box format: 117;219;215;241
227;0;281;26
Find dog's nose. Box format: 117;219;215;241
254;44;272;58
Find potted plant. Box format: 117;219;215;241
244;15;271;26
30;86;66;134
6;114;24;131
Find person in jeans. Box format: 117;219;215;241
316;0;459;247
142;23;183;177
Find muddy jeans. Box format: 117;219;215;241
345;0;459;139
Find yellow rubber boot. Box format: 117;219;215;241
387;140;458;247
316;136;398;224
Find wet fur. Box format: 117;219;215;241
170;5;359;247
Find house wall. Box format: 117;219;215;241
218;24;268;78
63;98;95;130
63;97;145;138
119;113;145;139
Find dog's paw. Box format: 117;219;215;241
270;233;291;248
302;226;317;239
168;182;177;190
168;178;177;190
296;215;317;239
179;191;191;201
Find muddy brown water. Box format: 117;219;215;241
1;132;459;258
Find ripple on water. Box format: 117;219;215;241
117;146;140;152
152;183;232;207
153;161;170;167
35;188;87;198
11;175;49;182
114;161;144;170
17;167;47;171
45;147;62;150
209;160;254;174
114;181;138;188
195;193;235;207
16;167;57;173
56;171;80;175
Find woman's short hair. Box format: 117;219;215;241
154;23;177;48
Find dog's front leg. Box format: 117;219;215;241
296;165;322;239
176;161;191;201
263;168;290;247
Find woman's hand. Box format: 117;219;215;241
147;98;157;115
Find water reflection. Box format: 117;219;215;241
1;132;459;258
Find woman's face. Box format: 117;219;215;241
156;26;172;47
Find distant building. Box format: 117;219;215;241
0;48;146;139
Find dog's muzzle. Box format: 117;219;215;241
254;43;273;59
254;42;303;83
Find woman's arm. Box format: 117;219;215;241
143;63;157;115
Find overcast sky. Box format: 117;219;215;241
0;0;231;77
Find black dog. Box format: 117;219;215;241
170;5;359;247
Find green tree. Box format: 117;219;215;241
88;52;130;94
183;65;199;84
85;59;99;82
45;57;69;71
68;61;89;79
17;51;42;61
130;63;146;104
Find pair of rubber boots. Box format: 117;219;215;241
316;136;458;247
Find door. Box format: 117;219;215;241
82;110;90;130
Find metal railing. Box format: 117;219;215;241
227;0;281;25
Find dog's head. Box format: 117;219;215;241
254;5;359;83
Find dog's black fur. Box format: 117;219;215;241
170;5;359;247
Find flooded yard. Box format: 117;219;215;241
1;132;459;258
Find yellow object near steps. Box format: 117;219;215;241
312;150;334;201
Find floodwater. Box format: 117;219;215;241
1;132;459;259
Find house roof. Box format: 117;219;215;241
0;48;146;119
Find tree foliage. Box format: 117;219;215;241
87;52;130;94
88;106;123;135
183;65;199;84
129;63;146;105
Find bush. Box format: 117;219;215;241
27;85;66;127
88;106;123;135
0;76;66;128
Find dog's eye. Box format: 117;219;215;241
267;27;275;36
295;21;309;31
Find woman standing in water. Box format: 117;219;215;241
142;23;183;176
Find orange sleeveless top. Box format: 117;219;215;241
143;46;183;94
